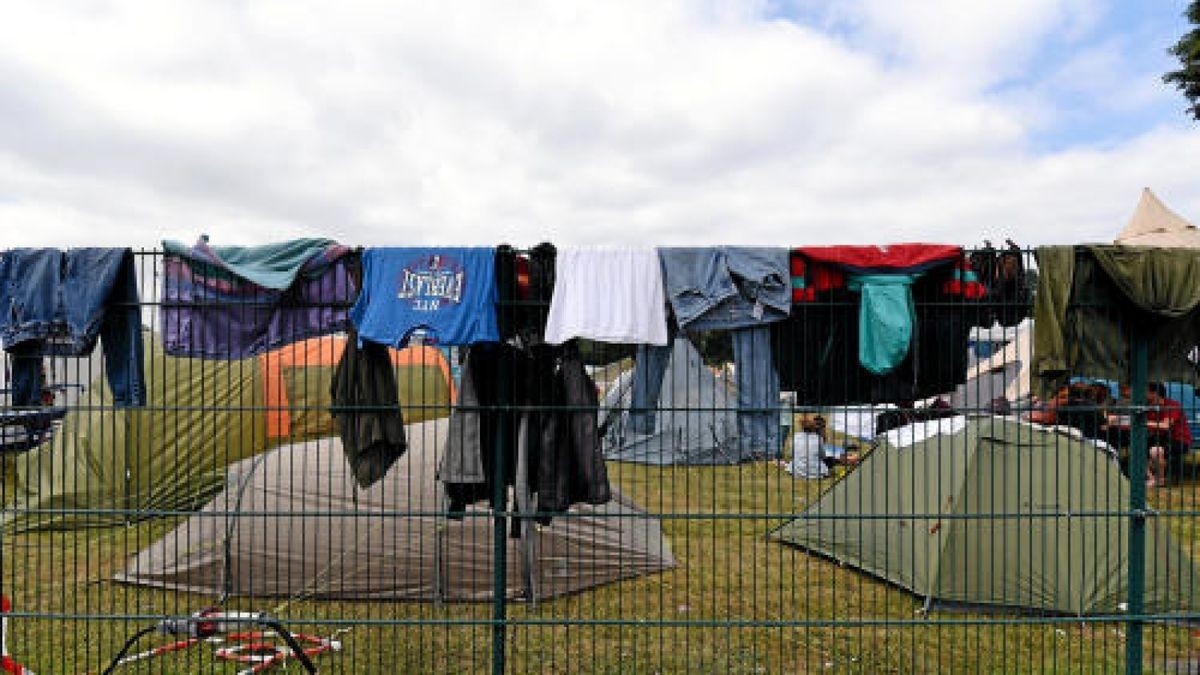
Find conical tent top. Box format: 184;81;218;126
1114;188;1200;248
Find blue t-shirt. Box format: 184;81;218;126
350;248;499;346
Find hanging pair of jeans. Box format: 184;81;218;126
628;326;780;459
639;247;789;460
0;248;145;408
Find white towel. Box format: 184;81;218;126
544;247;669;346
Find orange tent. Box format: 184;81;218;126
259;336;455;440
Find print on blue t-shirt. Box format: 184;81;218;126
350;247;499;346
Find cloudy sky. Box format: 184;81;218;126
1;0;1197;249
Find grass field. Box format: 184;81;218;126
3;445;1199;673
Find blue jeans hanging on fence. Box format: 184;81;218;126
640;247;788;456
628;327;780;457
657;247;791;330
731;326;780;457
628;341;673;435
0;248;145;408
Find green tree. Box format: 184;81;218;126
694;330;733;367
1164;0;1200;120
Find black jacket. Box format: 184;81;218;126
534;344;610;515
329;328;407;488
496;242;557;345
439;341;610;525
771;266;972;406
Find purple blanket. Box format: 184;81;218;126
161;242;357;359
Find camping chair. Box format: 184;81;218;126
0;403;66;454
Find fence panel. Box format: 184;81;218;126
0;246;1196;673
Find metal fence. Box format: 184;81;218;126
1;247;1197;673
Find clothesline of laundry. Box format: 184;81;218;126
15;239;1194;517
1;239;1029;411
1;239;1009;495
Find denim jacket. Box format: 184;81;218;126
658;247;790;331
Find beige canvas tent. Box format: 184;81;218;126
116;420;676;601
923;320;1031;412
962;321;1032;407
1114;188;1200;248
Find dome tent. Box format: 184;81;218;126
598;337;744;465
116;421;676;602
772;416;1200;616
5;334;453;533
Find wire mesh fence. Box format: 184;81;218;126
0;245;1197;673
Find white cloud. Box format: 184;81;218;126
0;0;1197;250
825;0;1103;85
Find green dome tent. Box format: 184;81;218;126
5;333;452;533
6;337;268;533
772;416;1200;616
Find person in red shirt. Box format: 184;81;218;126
1146;382;1191;487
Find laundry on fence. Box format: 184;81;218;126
0;247;145;407
439;340;610;529
161;236;357;359
773;244;984;405
544;247;670;346
1033;244;1200;397
351;247;500;347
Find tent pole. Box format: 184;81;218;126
1125;324;1148;674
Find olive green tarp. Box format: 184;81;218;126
772;416;1200;616
4;335;452;533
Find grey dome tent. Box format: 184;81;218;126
116;420;675;602
772;416;1200;616
599;337;743;465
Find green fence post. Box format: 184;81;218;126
1125;327;1148;674
492;251;514;675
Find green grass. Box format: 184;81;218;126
3;455;1199;673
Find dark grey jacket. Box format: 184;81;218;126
439;341;610;524
330;329;407;488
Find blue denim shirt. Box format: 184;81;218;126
658;247;790;331
0;248;145;407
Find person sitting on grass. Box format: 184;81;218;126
1029;383;1113;443
1144;382;1191;488
773;415;860;474
803;415;862;467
